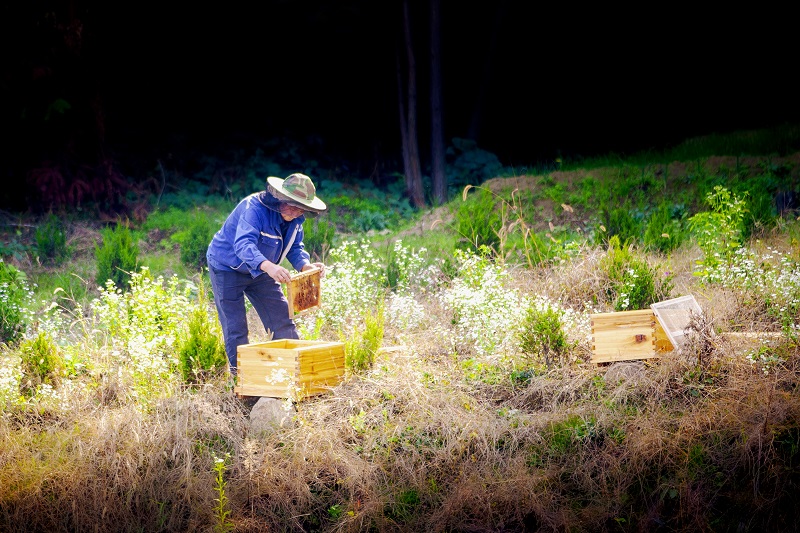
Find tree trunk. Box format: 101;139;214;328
398;0;425;208
430;0;447;205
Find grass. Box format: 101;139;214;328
2;124;800;532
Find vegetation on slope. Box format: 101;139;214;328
1;124;800;532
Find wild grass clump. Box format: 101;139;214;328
94;222;140;289
600;235;674;311
0;260;35;346
34;213;71;265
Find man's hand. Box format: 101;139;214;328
261;260;291;283
303;262;326;278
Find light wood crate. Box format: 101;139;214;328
234;339;345;399
590;309;674;364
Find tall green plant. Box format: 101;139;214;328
688;185;748;275
302;216;336;262
453;186;502;253
18;331;64;396
178;304;227;384
35;214;71;265
343;305;384;373
0;261;34;345
601;235;673;310
643;202;685;254
95;223;139;288
518;303;575;369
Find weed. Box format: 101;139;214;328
688;185;748;275
302;215;336;262
0;260;35;345
601;235;673;310
343;304;384;373
34;214;71;265
178;302;227;384
18;331;64;396
212;453;234;533
518;302;575;369
172;210;216;270
643;201;686;253
95;223;139;288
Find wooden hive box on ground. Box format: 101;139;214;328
589;295;704;364
590;309;673;364
234;339;345;399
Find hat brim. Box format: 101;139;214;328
267;176;327;213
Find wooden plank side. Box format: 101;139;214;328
591;310;656;363
297;345;345;373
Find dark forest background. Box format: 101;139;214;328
2;0;798;213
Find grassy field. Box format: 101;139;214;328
2;124;800;532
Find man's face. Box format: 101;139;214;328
279;203;306;221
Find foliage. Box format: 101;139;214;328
438;248;527;359
643;201;686;253
296;240;384;337
452;186;502;253
601;235;673;311
701;245;800;339
688;185;748;275
597;202;646;246
518;300;576;369
35;213;71;265
343;304;384;373
0;260;35;345
302;215;336;262
95;223;140;289
212;453;234;533
178;302;227;384
172;210;216;270
91;267;193;403
383;239;428;293
325;184;413;234
18;331;64;396
446;137;505;190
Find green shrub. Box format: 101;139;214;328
172;210;215;269
343;305;384;373
303;216;336;262
35;214;71;265
18;331;64;396
453;187;502;253
598;202;644;246
518;303;574;369
178;304;227;384
601;235;674;311
446;137;504;189
0;261;34;345
688;185;748;274
643;202;685;253
95;223;139;289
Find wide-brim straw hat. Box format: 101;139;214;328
266;173;327;214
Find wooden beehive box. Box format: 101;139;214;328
286;267;321;317
590;309;674;364
234;339;345;399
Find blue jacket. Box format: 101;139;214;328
206;191;311;278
